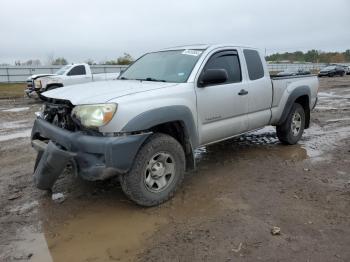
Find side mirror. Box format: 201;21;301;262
198;69;228;87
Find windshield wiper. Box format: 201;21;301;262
120;77;166;82
136;77;167;82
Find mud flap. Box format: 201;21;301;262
33;141;76;190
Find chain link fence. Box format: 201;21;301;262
0;65;128;83
267;63;350;73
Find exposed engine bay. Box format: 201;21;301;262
41;100;76;131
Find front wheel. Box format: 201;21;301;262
276;103;305;145
120;133;185;206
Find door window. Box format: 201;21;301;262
202;51;242;85
243;49;264;80
67;65;86;76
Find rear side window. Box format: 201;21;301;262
68;65;86;76
243;49;264;80
204;51;242;84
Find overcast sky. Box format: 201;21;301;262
1;0;349;64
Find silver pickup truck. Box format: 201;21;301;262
31;44;318;206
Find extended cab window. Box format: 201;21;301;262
203;51;242;84
243;49;264;80
68;65;86;76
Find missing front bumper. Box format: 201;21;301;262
31;118;151;186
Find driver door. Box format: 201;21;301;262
196;50;249;145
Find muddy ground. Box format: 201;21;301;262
0;76;349;262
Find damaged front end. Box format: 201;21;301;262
31;98;150;190
32;99;79;190
25;78;38;98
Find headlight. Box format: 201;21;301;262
71;103;117;128
34;79;42;89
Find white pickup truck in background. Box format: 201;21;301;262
25;63;120;99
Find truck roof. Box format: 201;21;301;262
161;44;210;51
160;44;258;52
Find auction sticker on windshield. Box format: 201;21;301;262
182;50;203;56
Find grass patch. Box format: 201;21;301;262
0;83;26;99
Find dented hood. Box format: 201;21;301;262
41;80;178;105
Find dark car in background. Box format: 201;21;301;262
277;68;311;77
318;66;345;77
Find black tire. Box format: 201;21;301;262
328;73;334;77
276;103;305;145
120;133;185;207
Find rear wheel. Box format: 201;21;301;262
120;133;185;206
276;103;305;145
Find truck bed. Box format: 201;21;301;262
270;74;318;107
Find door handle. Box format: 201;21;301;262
238;89;248;96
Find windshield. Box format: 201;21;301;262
55;65;72;75
120;49;204;83
323;66;336;71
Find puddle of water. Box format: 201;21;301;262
317;92;350;113
326;117;350;123
196;127;308;163
42;203;167;262
315;106;341;111
0;129;31;142
318;92;337;98
301;124;350;159
318;92;350;99
1;107;30;112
